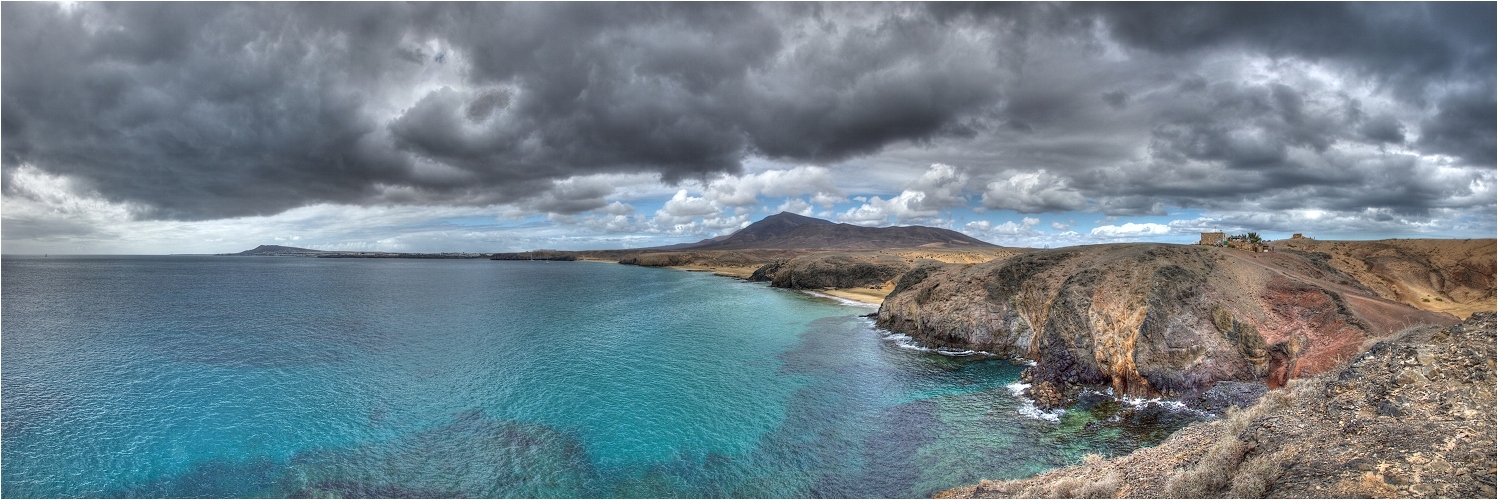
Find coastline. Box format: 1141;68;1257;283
810;287;889;305
663;264;761;279
941;313;1497;498
664;263;892;306
599;257;893;306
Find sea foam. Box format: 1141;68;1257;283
801;290;879;309
1006;382;1065;423
880;332;991;357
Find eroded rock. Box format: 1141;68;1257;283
879;243;1459;406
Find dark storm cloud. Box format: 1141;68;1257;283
1090;2;1495;96
1;2;420;219
1419;84;1498;166
1;2;1018;219
985;2;1496;221
2;2;1493;224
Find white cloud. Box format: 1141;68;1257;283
655;190;717;223
703;165;843;207
964;219;1037;236
1089;222;1172;238
907;163;970;210
835;163;972;225
598;201;635;216
981;169;1087;213
836;202;894;226
776;198;814;216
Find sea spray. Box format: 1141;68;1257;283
1006;382;1066;423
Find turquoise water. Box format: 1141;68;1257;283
2;256;1197;498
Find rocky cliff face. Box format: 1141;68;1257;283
749;254;916;289
940;312;1497;499
746;248;1030;290
877;244;1459;404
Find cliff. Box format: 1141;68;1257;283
748;248;1027;290
877;243;1462;405
938;312;1497;498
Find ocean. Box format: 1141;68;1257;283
2;256;1199;498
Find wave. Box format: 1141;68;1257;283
1006;382;1065;423
1080;387;1210;418
800;290;879;309
879;332;992;357
1118;394;1209;417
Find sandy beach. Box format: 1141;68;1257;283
667;263;891;305
815;287;890;305
665;265;762;279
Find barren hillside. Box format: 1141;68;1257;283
1276;238;1495;317
878;243;1465;405
939;312;1496;499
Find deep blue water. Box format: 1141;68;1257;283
2;256;1197;498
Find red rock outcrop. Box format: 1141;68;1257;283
877;243;1462;404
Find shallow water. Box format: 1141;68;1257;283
3;256;1199;498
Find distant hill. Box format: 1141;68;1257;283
671;212;994;250
232;245;325;255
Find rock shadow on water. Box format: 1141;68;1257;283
102;456;285;498
110;409;602;498
1025;389;1208;460
604;450;745;498
288;409;600;498
810;399;938;498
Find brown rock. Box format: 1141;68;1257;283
939;313;1497;499
878;243;1463;401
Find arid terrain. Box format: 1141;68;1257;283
231;218;1496;498
878;242;1477;403
938;312;1496;499
1276;237;1496;317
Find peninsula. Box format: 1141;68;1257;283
228;213;1496;497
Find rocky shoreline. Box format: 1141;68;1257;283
876;243;1476;410
939;312;1497;498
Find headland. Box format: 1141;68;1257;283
227;212;1497;497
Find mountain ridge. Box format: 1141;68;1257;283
233;245;326;255
671;212;993;251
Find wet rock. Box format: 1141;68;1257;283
1026;381;1067;410
1194;381;1268;413
939;312;1497;499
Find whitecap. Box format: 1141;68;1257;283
1117;394;1210;417
1006;381;1065;423
879;332;991;357
1072;386;1208;417
801;290;879;309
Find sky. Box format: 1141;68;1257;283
3;2;1494;254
